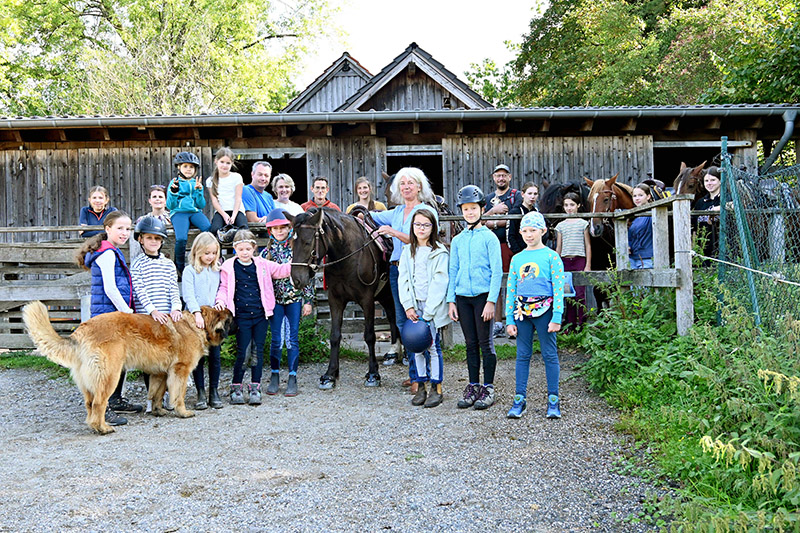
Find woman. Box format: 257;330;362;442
370;168;438;391
693;166;722;259
272;174;304;216
346;177;387;213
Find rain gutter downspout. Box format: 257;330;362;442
760;110;797;175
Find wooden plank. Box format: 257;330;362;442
652;205;670;269
572;269;680;288
614;218;629;268
672;198;694;335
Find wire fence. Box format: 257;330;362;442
719;137;800;332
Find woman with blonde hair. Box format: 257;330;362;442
272;173;304;216
347;177;386;213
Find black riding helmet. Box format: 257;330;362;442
173;151;200;168
456;185;486;208
134;216;168;241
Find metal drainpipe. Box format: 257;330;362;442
760;110;797;175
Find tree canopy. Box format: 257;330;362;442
0;0;336;115
467;0;800;107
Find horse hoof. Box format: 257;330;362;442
364;373;381;387
319;376;336;390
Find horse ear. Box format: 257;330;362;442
692;161;706;175
284;212;295;225
680;162;687;171
607;174;619;186
583;177;594;187
542;179;550;190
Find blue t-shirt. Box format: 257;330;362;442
242;185;275;219
628;216;653;260
371;204;438;262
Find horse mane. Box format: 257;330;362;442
293;207;351;246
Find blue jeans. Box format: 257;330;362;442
171;211;211;272
514;308;559;397
630;256;653;270
233;314;268;384
390;264;427;381
269;301;301;374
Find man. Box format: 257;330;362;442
483;164;522;271
242;161;276;224
301;177;341;211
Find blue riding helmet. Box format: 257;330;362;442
401;319;433;354
456;185;486;208
134;215;168;241
265;208;291;228
173;151;200;168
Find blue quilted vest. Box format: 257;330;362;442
85;241;134;317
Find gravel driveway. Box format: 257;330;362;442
0;352;662;532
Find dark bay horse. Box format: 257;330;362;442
290;207;399;389
672;161;707;201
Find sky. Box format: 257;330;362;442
295;0;542;89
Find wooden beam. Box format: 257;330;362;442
498;120;506;133
413;122;419;135
148;129;157;140
455;121;463;134
652;205;670;269
57;130;67;142
101;129;111;141
191;127;201;140
622;118;637;132
11;130;22;143
408;61;416;76
580;119;593;132
572;269;680;288
672;198;694;335
236;127;243;138
706;117;721;130
370;123;377;136
326;124;333;137
539;120;550;132
280;126;287;138
614;218;629;268
665;118;680;131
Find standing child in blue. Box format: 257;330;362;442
167;151;211;275
505;211;566;419
183;232;224;409
447;185;503;410
398;209;450;408
130;216;183;412
629;183;654;270
215;230;292;405
76;210;141;427
260;209;314;397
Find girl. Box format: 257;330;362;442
272;174;304;216
346;177;387;214
506;182;539;255
693;166;722;259
215;229;292;405
207;147;248;240
629;183;654;269
555;192;591;330
167;151;211;276
260;209;315;397
447;185;503;411
183;232;224;409
79;186;117;237
130;216;182;412
76;210;140;426
398;209;450;408
505;211;565;419
132;185;171;261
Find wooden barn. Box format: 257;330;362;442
1;41;798;241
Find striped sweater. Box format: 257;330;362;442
131;252;181;315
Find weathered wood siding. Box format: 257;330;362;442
0;147;213;242
293;71;371;113
360;68;467;112
442;135;654;203
306;138;388;209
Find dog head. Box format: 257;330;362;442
199;306;234;346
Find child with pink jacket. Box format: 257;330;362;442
215;230;292;405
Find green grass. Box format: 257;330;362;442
0;350;70;378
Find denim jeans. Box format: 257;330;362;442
390;264;425;381
233;314;268;384
411;302;440;384
514;308;559;397
630;256;653;270
172;211;211;272
269;301;301;374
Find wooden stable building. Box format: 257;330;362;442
1;42;799;242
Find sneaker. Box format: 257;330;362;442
474;385;495;410
492;321;505;338
457;384;479;409
266;372;280;395
382;352;398;366
507;395;527;418
546;394;562;419
230;384;245;405
105;407;128;426
248;383;262;405
162;392;173;411
108;397;143;413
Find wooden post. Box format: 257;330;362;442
673;198;694;335
614;218;629;269
652;206;670;269
769;213;785;262
80;294;91;323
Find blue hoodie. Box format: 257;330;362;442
166;177;206;216
446;225;503;304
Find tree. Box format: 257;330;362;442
0;0;336;115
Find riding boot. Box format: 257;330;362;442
424;383;443;408
195;388;208;410
208;387;224;409
285;374;298;397
411;382;427;406
409;381;419;394
266;372;280;395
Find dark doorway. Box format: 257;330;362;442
655;148;721;188
234;156;308;204
387;154;443;197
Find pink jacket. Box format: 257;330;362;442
215;257;292;317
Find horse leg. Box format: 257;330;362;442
321;297;345;390
361;293;380;387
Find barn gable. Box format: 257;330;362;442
282;52;372;113
336;42;492;112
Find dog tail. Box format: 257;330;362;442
22;301;81;369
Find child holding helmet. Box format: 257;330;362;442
259;208;315;397
398;209;450;408
167;151;211;275
505;211;566;420
447;185;503;410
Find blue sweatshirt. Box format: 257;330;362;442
166;177;206;216
446;225;503;304
506;247;566;325
628;216;653;260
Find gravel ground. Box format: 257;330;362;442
0;350;664;532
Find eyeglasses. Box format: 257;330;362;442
413;222;433;229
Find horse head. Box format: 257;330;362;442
290;208;327;289
673;161;707;200
585;174;620;238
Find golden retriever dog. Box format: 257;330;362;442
22;301;233;434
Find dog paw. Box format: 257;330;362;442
150;407;167;417
176;409;195;418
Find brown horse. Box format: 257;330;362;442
672;161;707;201
584;174;635;238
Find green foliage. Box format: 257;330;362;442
220;316;333;367
0;0;337;115
0;350;69;378
579;259;800;529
